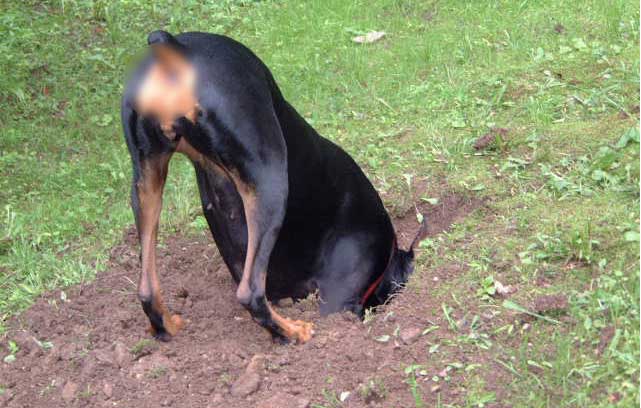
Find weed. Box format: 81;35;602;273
311;389;343;408
130;339;156;357
147;366;167;379
3;340;19;363
357;378;387;404
403;365;425;408
218;373;232;386
79;385;94;399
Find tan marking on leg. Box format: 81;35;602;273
231;177;313;344
138;156;184;337
267;303;313;343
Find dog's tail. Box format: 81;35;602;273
361;216;429;311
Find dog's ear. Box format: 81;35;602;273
147;30;189;70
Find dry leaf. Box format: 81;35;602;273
352;31;386;44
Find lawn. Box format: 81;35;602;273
0;0;639;406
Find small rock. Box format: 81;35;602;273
61;381;78;403
230;371;260;397
430;384;441;393
399;327;422;345
257;392;310;408
494;280;516;297
278;298;294;308
229;354;266;397
102;383;113;399
113;342;128;368
246;354;267;372
352;31;386;44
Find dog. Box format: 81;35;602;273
121;31;426;344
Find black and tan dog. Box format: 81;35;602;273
121;31;426;344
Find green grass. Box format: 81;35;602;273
0;0;638;406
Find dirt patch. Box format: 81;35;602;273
532;294;568;315
0;192;485;408
394;190;483;250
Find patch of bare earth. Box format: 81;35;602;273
0;191;503;408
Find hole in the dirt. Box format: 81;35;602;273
393;191;483;249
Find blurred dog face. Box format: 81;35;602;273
135;45;198;138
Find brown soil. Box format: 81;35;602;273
0;192;496;408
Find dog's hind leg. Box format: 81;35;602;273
123;106;183;341
133;154;184;341
231;173;314;344
192;109;313;344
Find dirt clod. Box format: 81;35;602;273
532;294;568;314
596;325;615;356
247;353;267;372
230;371;261;397
61;381;78;403
113;341;128;367
230;354;265;397
473;128;508;151
399;327;422;345
102;382;114;399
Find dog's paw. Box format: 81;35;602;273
167;314;185;334
148;314;185;341
289;320;313;344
